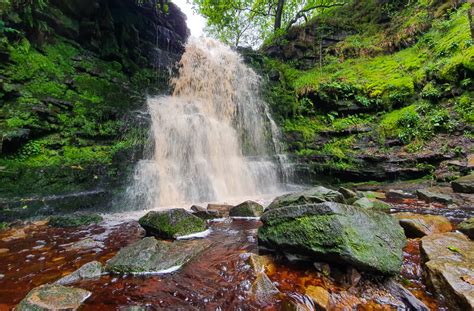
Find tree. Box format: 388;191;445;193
192;0;349;47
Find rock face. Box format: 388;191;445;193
416;189;453;204
458;217;474;239
55;261;103;285
266;186;344;210
394;213;453;238
138;209;207;239
106;237;210;274
451;174;474;194
353;197;391;211
16;284;91;310
48;213;103;227
258;202;406;275
230;201;264;217
420;232;474;310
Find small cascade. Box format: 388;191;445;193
126;38;290;209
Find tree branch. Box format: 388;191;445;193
286;2;347;30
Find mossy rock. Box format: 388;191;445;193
138;209;207;239
458;217;474;239
451;174;474;194
48;213;103;228
230;201;264;217
353;197;391;211
258;202;406;275
266;186;344;210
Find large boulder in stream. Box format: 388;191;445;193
106;237;210;274
420;232;474;310
266;186;344;210
138;209;207;239
258;202;406;275
16;284;91;310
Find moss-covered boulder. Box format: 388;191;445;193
230;201;264;217
258;202;406;275
138;209;207;239
266;186;344;210
458;217;474;239
353;197;391;211
106;237;210;274
48;213;103;227
16;284;91;310
451;174;474;194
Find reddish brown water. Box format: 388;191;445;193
0;214;445;310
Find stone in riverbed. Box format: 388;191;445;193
266;186;344;210
458;217;474;239
48;213;103;227
230;201;264;217
416;189;453;204
251;272;280;303
55;261;103;285
394;213;453;238
106;237;210;274
420;232;474;310
338;187;357;203
451;173;474;194
258;202;406;275
305;285;330;310
353;197;391;211
16;284;91;310
207;203;233;217
386;189;416;200
138;209;207;239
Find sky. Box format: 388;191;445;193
172;0;206;37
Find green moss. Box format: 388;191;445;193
48;213;103;227
138;209;207;239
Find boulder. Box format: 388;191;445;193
16;284;91;310
338;187;357;203
230;201;264;217
458;217;474;239
48;213;103;227
190;205;206;213
386;189;416;200
420;232;474;310
192;209;220;220
258;202;406;275
305;285;330;310
267;186;344;210
106;237;210;274
138;209;207;239
394;213;453;238
353;197;391;211
451;174;474;194
207;204;233;217
416;189;453;204
55;261;103;285
250;272;280;303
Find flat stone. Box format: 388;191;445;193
138;209;207;239
394;213;453;238
267;186;345;210
230;201;263;217
55;261;103;285
416;189;453;204
106;237;210;274
451;174;474;194
207;204;233;217
66;238;104;251
420;232;474;310
458;217;474;239
386;189;416;200
305;285;330;310
15;284;91;310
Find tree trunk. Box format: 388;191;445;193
274;0;285;31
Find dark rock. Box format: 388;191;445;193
394;213;453;238
420;232;474;310
190;205;206;213
384;280;429;311
106;237;210;274
266;186;344;210
458;217;474;239
55;261;103;285
230;201;264;217
258;202;406;275
207;204;234;217
16;284;91;310
386;189;416;200
416;189;453;204
48;213;103;228
138;209;207;239
451;174;474;194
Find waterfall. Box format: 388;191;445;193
126;38;287;209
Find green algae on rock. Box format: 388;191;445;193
138;209;207;239
230;201;264;217
48;213;103;228
258;202;406;275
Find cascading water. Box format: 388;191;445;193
127;38;288;209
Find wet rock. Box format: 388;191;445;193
251;272;280;303
266;186;344;210
420;232;474;310
106;237;210;274
66;238;104;251
48;213;103;227
207;204;233;217
0;248;9;254
1;228;26;242
55;261;103;285
338;187;357;203
416;189;453;204
138;209;207;239
353;197;391;211
305;285;330;310
192;209;220;220
16;284;91;310
230;201;263;217
394;213;453;238
458;217;474;239
259;202;406;275
313;262;331;276
384;280;429;311
190;205;206;213
247;253;274;274
451;173;474;194
280;300;310;311
386;189;416;200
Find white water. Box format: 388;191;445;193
126;38;289;210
